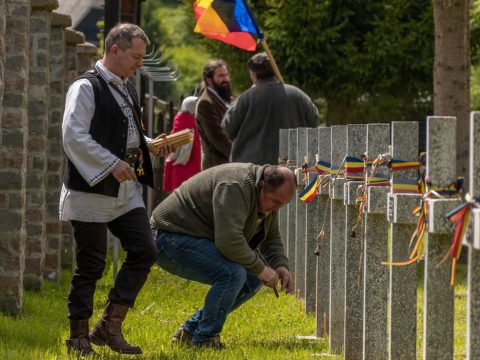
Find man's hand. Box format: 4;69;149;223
276;266;293;294
151;133;175;157
256;266;279;288
111;160;137;183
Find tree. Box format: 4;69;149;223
262;0;434;125
433;0;470;181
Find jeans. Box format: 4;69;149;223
154;231;263;344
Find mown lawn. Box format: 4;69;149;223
0;256;332;360
0;256;469;359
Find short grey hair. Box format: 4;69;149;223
105;23;149;53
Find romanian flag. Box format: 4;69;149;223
193;0;261;51
299;176;320;204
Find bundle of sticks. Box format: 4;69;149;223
148;128;194;156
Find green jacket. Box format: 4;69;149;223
151;163;288;274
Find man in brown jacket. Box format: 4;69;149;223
196;60;233;169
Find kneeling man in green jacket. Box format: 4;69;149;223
150;163;296;348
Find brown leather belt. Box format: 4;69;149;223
125;148;139;166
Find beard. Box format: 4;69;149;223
213;81;233;103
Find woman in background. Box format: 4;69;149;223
163;96;201;192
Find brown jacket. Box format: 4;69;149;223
196;87;232;169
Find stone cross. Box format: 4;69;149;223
423;116;461;360
343;124;366;360
467;111;480;359
329;125;347;354
387;121;420;360
362;124;390;360
278;129;289;251
305;128;319;314
287;128;298;285
295;127;309;299
316;127;331;337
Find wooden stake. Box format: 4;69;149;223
260;38;284;83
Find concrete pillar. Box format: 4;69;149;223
287;128;298;284
0;0;31;314
387;121;420;360
305;127;319;314
316;127;331;337
24;0;58;291
329;125;347;354
343;124;366;360
278;128;289;251
423;116;460;360
362;124;390;360
467;112;480;359
295;127;308;299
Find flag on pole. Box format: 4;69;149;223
193;0;262;51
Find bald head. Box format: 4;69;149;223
258;165;296;215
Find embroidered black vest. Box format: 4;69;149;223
64;70;154;197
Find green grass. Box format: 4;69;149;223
0;258;332;359
0;257;469;359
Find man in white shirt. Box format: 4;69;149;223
60;23;168;356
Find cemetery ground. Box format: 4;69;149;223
0;255;469;359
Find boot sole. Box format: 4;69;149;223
110;346;142;355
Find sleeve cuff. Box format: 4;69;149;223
268;255;289;271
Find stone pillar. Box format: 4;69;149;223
343;124;366;360
46;11;69;277
316;127;331;337
387;121;420;360
58;27;84;272
362;124;390;360
64;28;84;84
76;42;97;74
0;0;31;313
278;128;289;250
466;111;480;360
329;125;347;354
423;116;460;360
287;128;298;284
305;127;319;314
24;0;58;291
295;127;308;299
0;0;5;136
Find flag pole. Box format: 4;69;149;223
259;38;284;83
241;0;285;83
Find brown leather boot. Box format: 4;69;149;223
89;301;142;354
65;319;96;356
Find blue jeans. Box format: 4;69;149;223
154;231;263;344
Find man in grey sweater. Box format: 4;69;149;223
151;163;295;348
222;52;319;165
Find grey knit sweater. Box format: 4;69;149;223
150;163;288;274
222;78;319;165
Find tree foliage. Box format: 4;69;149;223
262;0;434;124
148;1;437;124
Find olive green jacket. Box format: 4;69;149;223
151;163;288;274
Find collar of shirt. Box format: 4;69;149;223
95;60;129;87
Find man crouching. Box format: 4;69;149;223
150;163;296;348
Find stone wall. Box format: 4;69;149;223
0;0;96;313
46;11;69;277
24;0;58;291
0;0;5;141
0;0;31;314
